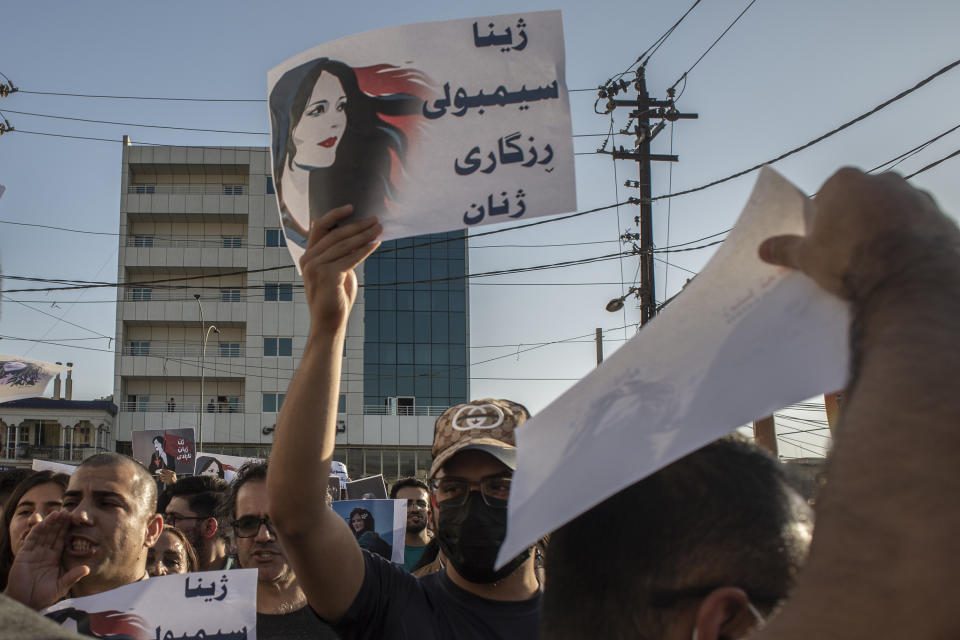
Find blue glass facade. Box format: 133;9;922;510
363;230;469;409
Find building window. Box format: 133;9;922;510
133;185;156;194
129;341;150;356
264;283;293;302
133;236;154;247
222;184;244;195
222;237;243;248
220;288;243;302
338;393;347;413
218;342;241;358
262;392;285;413
228;396;240;413
131;288;152;301
130;395;150;412
265;228;287;247
264;337;292;357
266;176;275;195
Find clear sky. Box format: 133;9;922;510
1;0;958;458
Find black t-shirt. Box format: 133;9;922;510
258;604;339;640
333;550;540;640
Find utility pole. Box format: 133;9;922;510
600;66;697;325
595;328;603;365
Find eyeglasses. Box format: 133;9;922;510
430;475;512;508
232;515;276;538
163;513;207;527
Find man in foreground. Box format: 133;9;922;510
3;453;163;610
544;168;960;639
227;461;338;640
164;474;233;571
389;477;432;572
268;207;540;638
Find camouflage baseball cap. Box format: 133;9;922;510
428;398;531;479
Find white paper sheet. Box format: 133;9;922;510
31;459;78;475
44;569;258;640
0;357;70;404
267;11;576;270
497;167;851;566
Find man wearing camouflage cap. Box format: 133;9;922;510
268;206;540;639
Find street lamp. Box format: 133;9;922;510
194;294;219;452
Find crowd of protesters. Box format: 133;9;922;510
0;168;958;638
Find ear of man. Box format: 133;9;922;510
692;587;760;640
144;513;164;549
202;516;219;539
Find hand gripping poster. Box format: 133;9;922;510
0;356;70;404
267;11;577;269
43;569;258;640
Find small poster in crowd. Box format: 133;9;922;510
196;451;264;483
346;474;388;500
498;168;851;566
330;460;349;488
31;459;78;475
267;10;576;270
132;428;197;477
328;476;344;502
331;499;406;564
0;357;70;404
43;569;258;639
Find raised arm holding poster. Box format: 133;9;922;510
43;569;258;640
267;11;576;269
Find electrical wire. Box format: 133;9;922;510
903;147;960;180
866;122;960;173
2;109;268;135
650;57;960;202
17;87;598;101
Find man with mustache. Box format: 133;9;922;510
3;453;163;610
389;478;432;573
226;462;338;640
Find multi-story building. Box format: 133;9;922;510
113;141;468;481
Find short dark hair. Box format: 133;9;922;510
78;453;158;518
541;436;813;639
390;477;429;499
223;461;268;522
167;475;229;538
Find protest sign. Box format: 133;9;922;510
331;498;406;564
43;569;257;640
196;451;264;483
0;357;69;404
346;474;388;500
328;476;344;501
32;459;78;475
330;460;349;488
497;167;851;566
267;11;576;270
132;428;197;476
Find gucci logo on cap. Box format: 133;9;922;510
451;403;505;431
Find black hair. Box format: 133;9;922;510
152;435;164;446
223;461;268;522
348;507;376;534
268;57;422;247
167;475;229;521
541;435;814;639
0;470;69;590
196;456;225;479
390;477;429;499
79;453;158;518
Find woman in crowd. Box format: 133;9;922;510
146;525;198;577
348;507;393;560
0;470;68;589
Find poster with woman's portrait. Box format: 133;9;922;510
0;356;69;404
331;498;406;564
132;428;197;476
267;11;576;270
195;451;264;484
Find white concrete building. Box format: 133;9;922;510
113;142;468;481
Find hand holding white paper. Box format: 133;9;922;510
267;11;577;271
497;167;851;567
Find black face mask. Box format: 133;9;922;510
436;492;530;584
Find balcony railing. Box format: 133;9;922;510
362;405;449;417
121;401;244;413
127;184;246;195
121;343;245;358
126;236;246;249
122;289;250;302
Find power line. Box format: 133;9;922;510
866;122;960;173
18;87;599;101
2;109;267;135
903;147;960;180
650;57;960;202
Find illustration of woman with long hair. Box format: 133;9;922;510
269;57;431;248
147;435;175;474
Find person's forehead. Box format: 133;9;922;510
166;496;197;516
310;72;345;100
235;479;268;516
19;482;64;505
156;531;183;552
68;464;136;496
395;486;428;501
438;450;510;480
